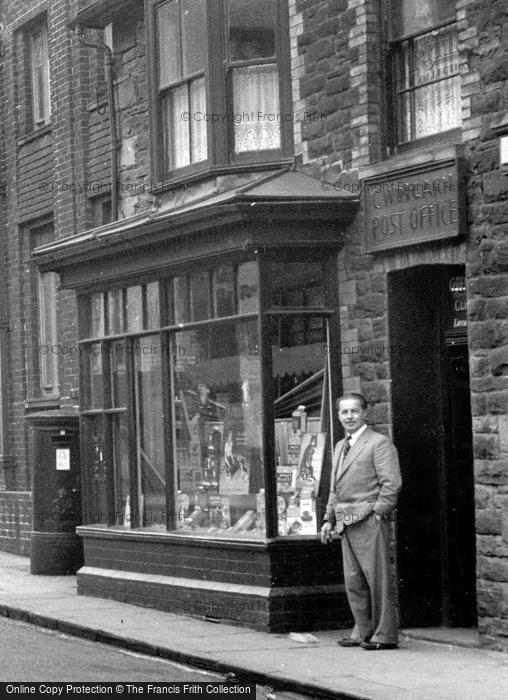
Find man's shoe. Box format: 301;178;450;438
337;638;361;647
360;641;398;650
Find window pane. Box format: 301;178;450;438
271;317;328;537
213;266;235;317
393;0;456;37
90;293;104;337
146;282;160;329
126;286;143;332
112;414;130;526
269;262;324;307
107;289;124;334
396;27;460;142
174;276;188;324
182;0;207;75
38;272;58;392
190;271;210;321
82;415;110;524
135;335;166;528
228;0;276;60
111;341;127;408
88;344;103;409
163;85;190;169
172;321;263;537
157;0;182;87
237;261;258;314
189;77;207;162
233;64;280;152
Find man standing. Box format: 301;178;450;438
321;393;402;650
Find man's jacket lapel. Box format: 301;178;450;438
336;429;371;482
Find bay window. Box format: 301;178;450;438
79;255;336;539
149;0;292;180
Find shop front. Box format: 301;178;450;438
34;171;358;631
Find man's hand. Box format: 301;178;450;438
320;521;334;544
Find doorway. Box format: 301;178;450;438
388;265;477;628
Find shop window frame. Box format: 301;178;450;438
78;252;340;539
146;0;294;188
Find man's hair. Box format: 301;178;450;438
336;393;368;410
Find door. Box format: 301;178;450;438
388;265;476;628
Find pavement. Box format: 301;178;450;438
1;551;508;700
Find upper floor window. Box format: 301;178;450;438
149;0;292;180
390;0;460;146
27;19;51;128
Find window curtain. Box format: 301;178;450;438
232;64;281;152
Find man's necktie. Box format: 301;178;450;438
343;435;351;459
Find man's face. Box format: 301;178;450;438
338;398;367;434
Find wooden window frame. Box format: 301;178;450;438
387;1;460;151
146;0;293;188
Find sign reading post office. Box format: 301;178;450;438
363;160;465;253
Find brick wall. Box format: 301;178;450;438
460;0;508;652
0;492;31;556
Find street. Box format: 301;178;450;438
0;617;313;700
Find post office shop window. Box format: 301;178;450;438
149;0;292;181
390;0;460;146
79;256;335;538
24;17;51;130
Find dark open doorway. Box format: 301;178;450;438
388;264;477;628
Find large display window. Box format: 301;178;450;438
79;254;337;538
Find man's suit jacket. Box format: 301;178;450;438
324;427;402;526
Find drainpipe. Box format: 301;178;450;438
77;29;119;222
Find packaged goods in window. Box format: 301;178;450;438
277;495;287;536
286;498;302;536
176;491;190;529
230;509;256;533
255;489;266;534
298;487;317;535
296;432;326;491
219;429;250;494
276;465;297;493
220;497;231;529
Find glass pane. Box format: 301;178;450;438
111;340;127;407
172;320;263;537
157;0;181;87
174;276;188;324
228;0;276;60
269;262;324;307
88;344;103;409
393;0;455;37
126;286;143;332
135;335;166;528
189;77;207;162
146;282;160;329
213;266;235;317
164;85;190;170
271;317;328;537
90;293;104;337
82;415;110;524
233;64;280;152
107;289;124;334
413;77;461;139
182;0;207;75
112;413;130;526
237;261;258;314
190;271;210;321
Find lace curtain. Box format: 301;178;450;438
163;77;207;170
232;64;281;153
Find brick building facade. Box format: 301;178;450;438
0;0;507;649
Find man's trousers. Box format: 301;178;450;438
341;516;398;645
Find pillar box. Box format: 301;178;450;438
26;410;83;575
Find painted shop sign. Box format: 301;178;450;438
363;161;464;252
